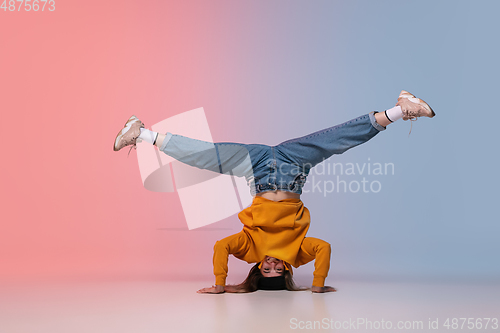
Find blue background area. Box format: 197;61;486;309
201;0;500;280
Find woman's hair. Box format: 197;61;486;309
224;263;305;293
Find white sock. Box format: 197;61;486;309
384;106;403;122
139;128;159;145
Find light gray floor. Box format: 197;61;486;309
1;278;499;333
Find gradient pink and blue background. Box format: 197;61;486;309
1;0;499;287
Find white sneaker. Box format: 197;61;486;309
113;115;144;151
396;90;435;121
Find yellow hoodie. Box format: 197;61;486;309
213;196;331;287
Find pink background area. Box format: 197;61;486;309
0;0;262;282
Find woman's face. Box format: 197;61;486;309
260;256;284;277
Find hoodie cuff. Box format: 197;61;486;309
215;275;226;287
312;276;325;288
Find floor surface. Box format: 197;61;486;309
1;278;499;333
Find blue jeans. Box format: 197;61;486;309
159;112;385;195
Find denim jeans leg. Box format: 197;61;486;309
159;133;269;178
274;113;385;170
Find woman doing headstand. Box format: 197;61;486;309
113;90;435;293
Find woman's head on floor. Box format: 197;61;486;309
226;256;302;293
260;256;285;277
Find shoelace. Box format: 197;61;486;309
127;136;141;157
127;144;137;157
403;110;420;136
408;118;417;136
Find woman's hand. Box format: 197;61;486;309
197;285;225;294
311;286;337;293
